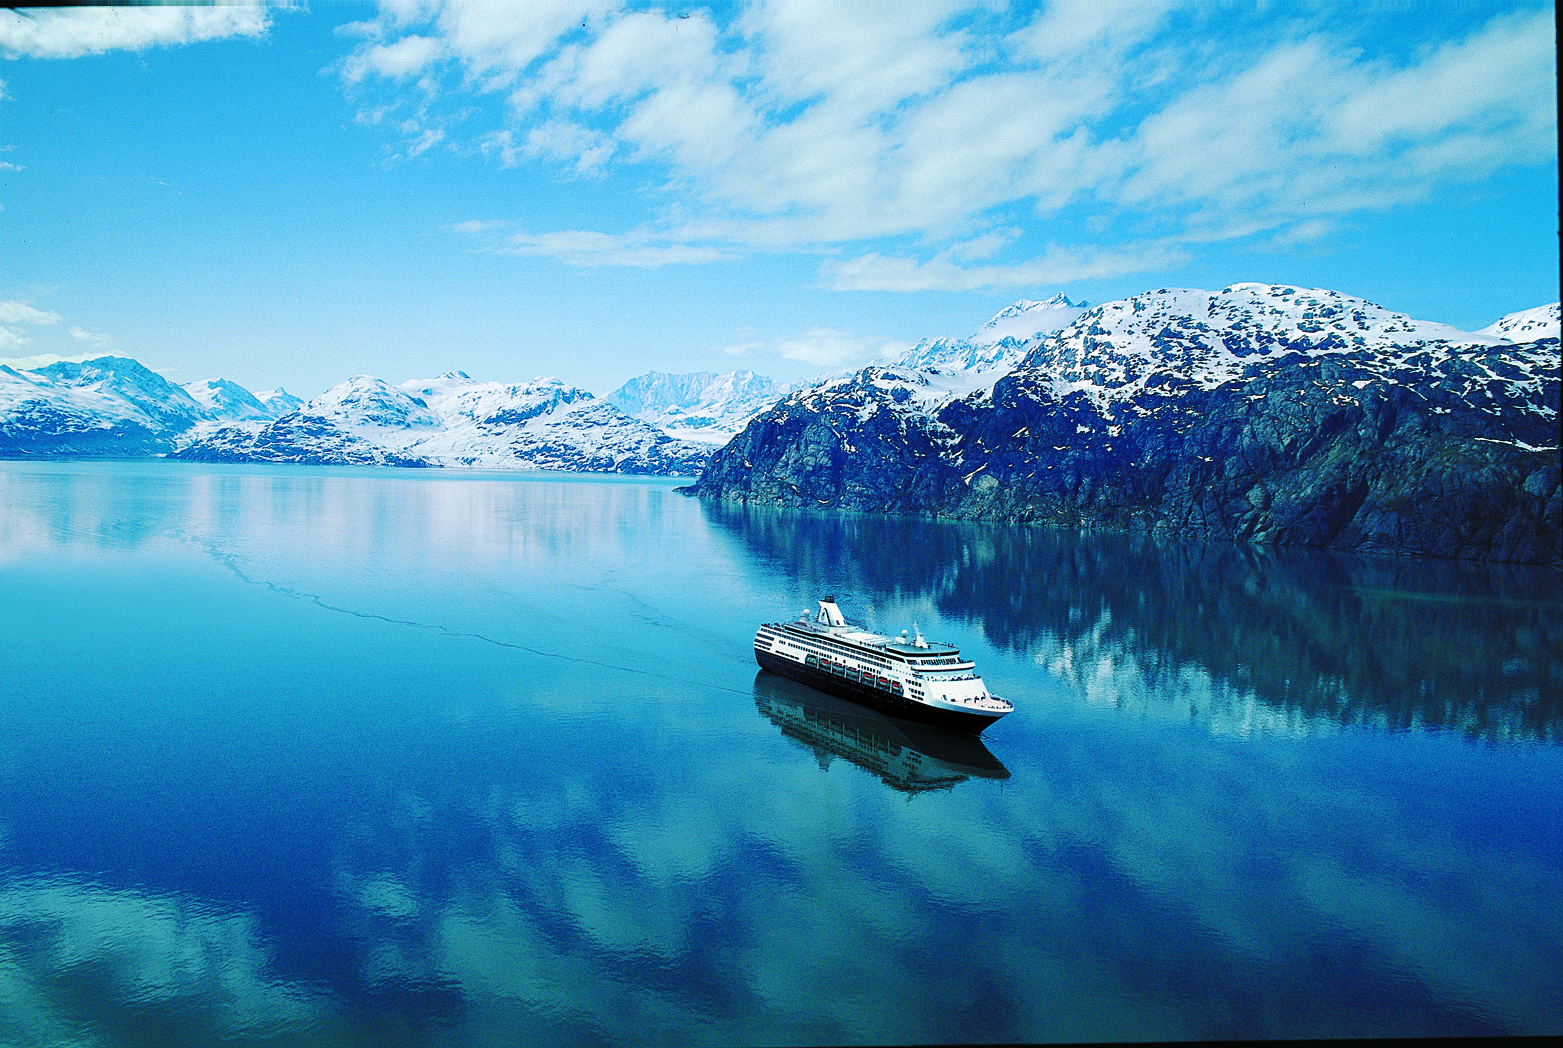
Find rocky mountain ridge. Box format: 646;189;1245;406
174;372;710;474
1;354;778;475
690;287;1561;564
0;357;301;457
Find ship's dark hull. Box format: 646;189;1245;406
755;647;1004;734
753;671;1010;783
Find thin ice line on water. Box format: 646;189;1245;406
194;538;753;698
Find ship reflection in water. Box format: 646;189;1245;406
753;671;1010;793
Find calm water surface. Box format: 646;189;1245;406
1;460;1559;1046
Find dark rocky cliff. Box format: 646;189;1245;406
690;287;1561;564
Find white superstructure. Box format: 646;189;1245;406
754;597;1013;732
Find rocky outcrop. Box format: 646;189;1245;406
690;286;1561;564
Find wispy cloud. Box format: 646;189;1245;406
332;2;1557;283
0;302;111;365
0;301;62;326
774;327;912;369
456;223;733;268
70;325;114;347
0;5;271;59
821;242;1193;293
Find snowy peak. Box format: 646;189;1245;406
400;371;485;401
182;378;277;422
605;369;787;445
893;336;1027;374
307;375;443;430
179;370;707;475
1017;283;1543;405
973;293;1089;345
889;294;1088;378
398;373;596;428
15;355;206;431
255;388;304;415
1479;302;1561;342
33;356;204;422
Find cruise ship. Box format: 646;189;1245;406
754;597;1013;734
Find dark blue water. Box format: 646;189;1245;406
1;460;1559;1046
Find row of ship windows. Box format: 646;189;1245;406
770;630;890;667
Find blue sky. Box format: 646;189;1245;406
1;1;1556;399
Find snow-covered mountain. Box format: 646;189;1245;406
182;378;282;422
2;356;709;474
0;357;269;456
694;285;1561;563
892;293;1087;376
605;370;790;445
972;293;1089;344
255;388;304;415
1479;302;1561;342
177;372;709;475
1010;283;1554;409
396;372;707;472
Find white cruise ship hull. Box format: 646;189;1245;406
754;644;1006;734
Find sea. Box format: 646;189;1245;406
1;459;1559;1047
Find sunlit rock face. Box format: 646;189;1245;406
692;287;1561;564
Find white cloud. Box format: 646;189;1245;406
337;2;1558;282
497;229;733;268
0;5;270;59
0;303;112;360
70;325;114;346
341;34;444;85
775;327;911;368
520;119;615;174
0;300;61;325
821;241;1192;292
1109;8;1558;230
406;126;445;157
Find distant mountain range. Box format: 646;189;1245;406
691;286;1560;564
604;369;794;446
0;360;754;475
0;357;304;457
3;286;1557;560
173;372;710;473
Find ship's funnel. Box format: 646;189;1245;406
816;598;847;627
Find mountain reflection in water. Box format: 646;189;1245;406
707;503;1563;743
753;671;1010;793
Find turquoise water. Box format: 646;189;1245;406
1;459;1559;1046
